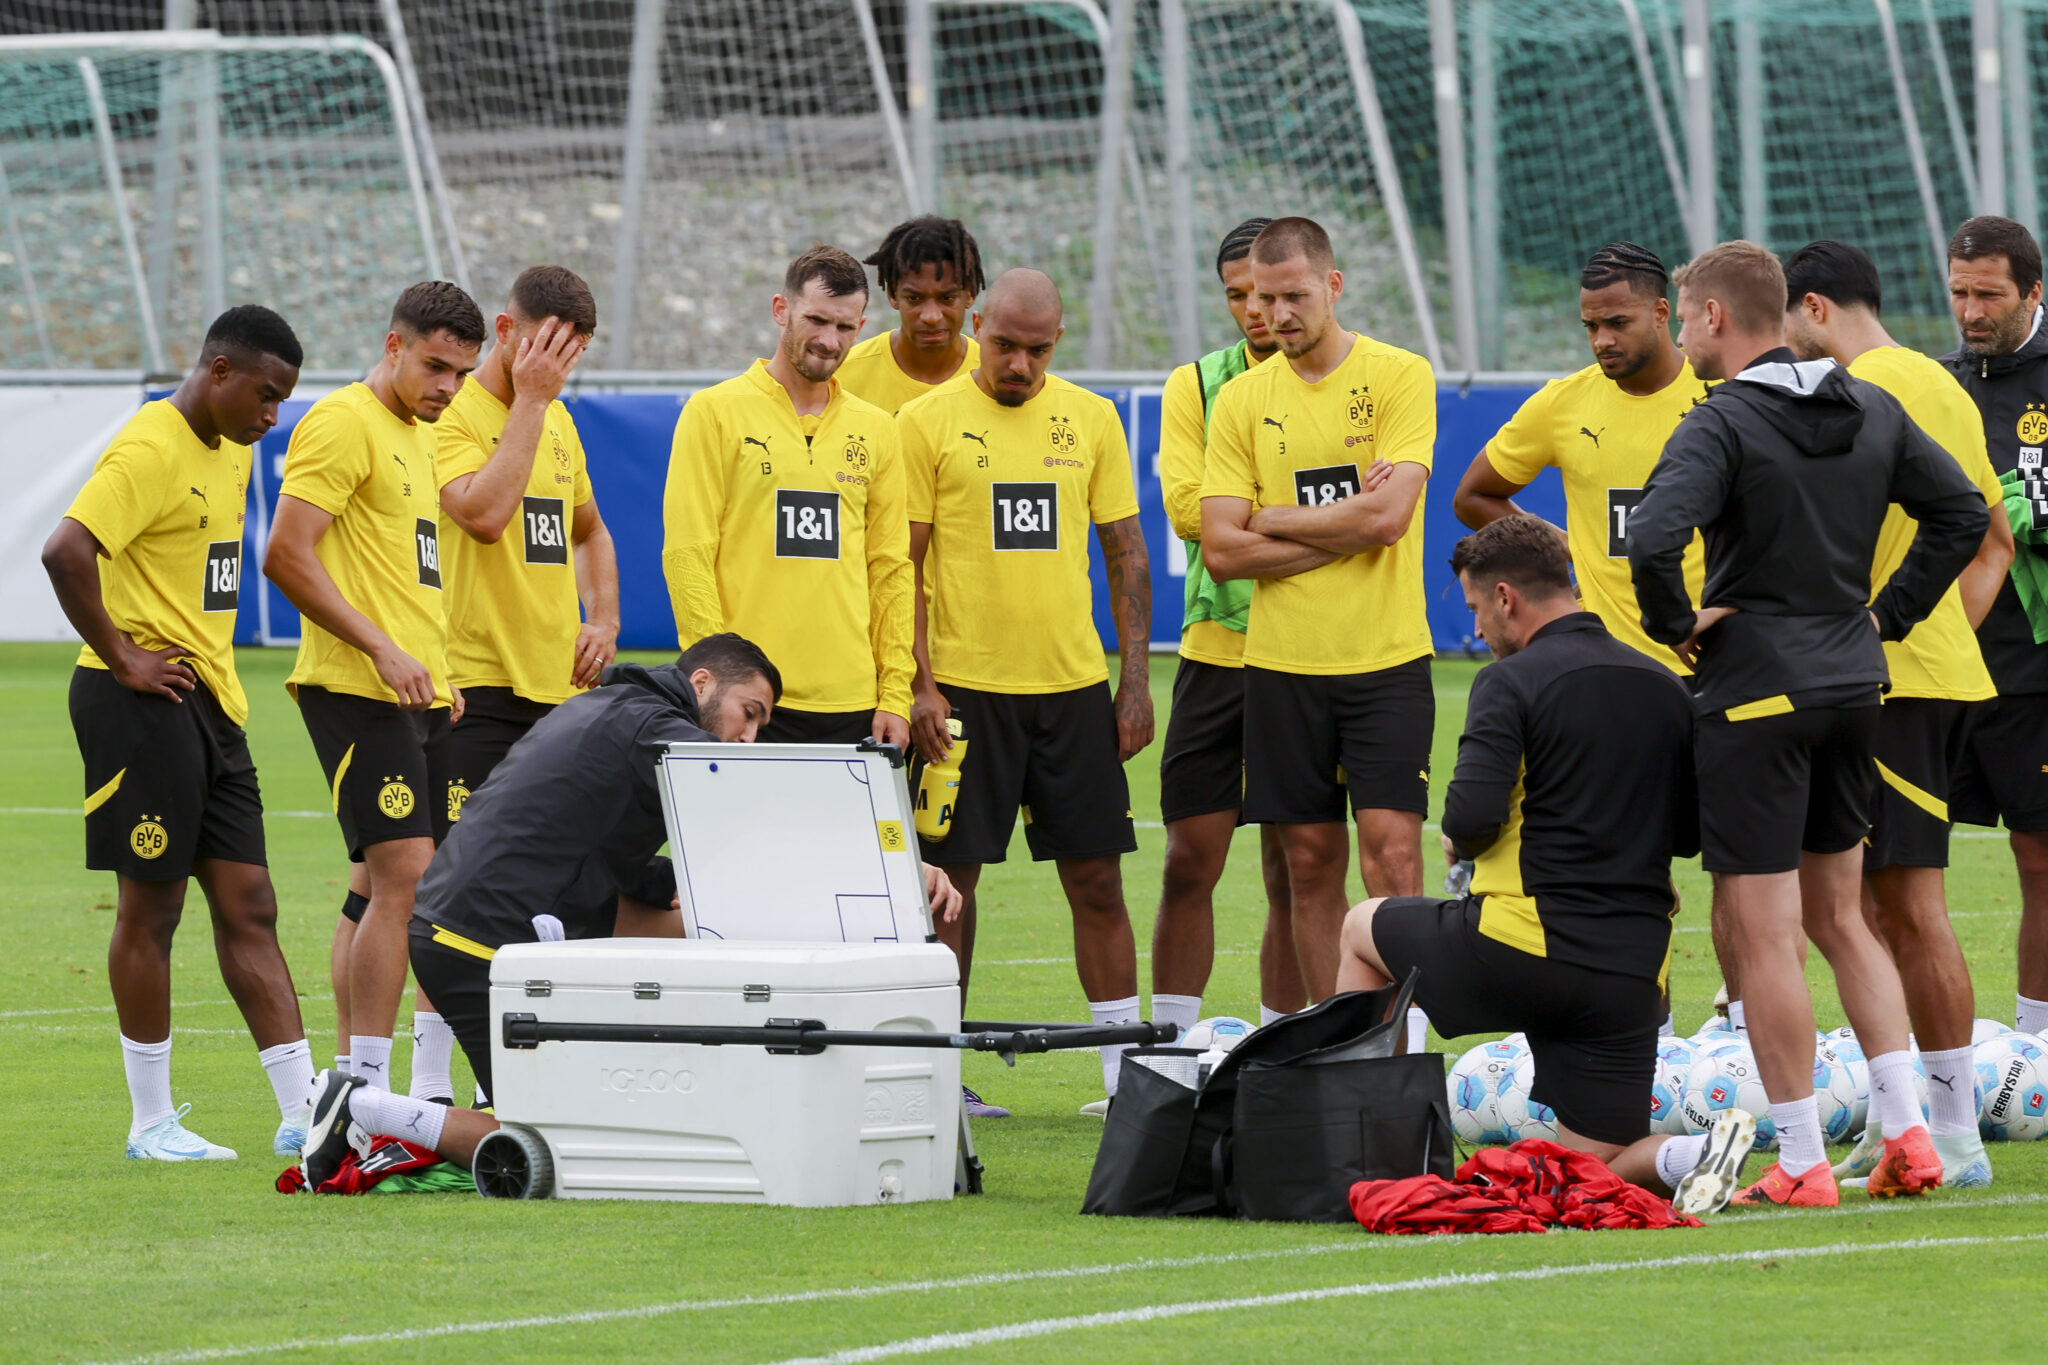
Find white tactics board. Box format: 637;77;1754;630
655;742;933;944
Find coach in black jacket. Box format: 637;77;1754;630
1941;215;2048;1040
1626;241;1984;1205
1335;517;1748;1214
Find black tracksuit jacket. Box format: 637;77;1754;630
1628;350;1988;715
414;663;711;947
1942;312;2048;696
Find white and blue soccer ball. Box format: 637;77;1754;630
1496;1051;1558;1143
1684;1042;1775;1149
1179;1016;1252;1054
1650;1036;1699;1136
1974;1017;2019;1046
1812;1041;1860;1144
1692;1014;1739;1046
1447;1039;1523;1144
1976;1033;2048;1141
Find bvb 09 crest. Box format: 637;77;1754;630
1048;414;1077;452
1347;386;1373;428
378;776;415;820
843;436;868;469
2019;403;2048;445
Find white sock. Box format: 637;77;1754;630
1259;1004;1291;1027
1090;995;1140;1098
1654;1133;1709;1189
256;1039;315;1122
349;1034;394;1090
1151;993;1202;1040
1867;1049;1923;1139
335;1054;351;1076
474;1082;489;1108
1920;1045;1977;1136
2019;994;2048;1037
1728;1000;1746;1034
1406;1006;1429;1053
1658;1012;1676;1038
349;1085;447;1151
120;1034;175;1132
1769;1095;1827;1176
407;1011;455;1101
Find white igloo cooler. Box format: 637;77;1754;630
484;938;961;1205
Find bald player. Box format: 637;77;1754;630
899;267;1153;1118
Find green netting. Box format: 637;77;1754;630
0;41;435;370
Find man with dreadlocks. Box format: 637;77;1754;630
839;216;987;415
1452;242;1711;668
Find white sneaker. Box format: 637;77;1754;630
1933;1131;1993;1188
273;1103;309;1157
1079;1098;1110;1118
125;1104;237;1161
1671;1109;1756;1216
1831;1117;1883;1183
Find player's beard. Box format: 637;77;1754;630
1964;299;2036;357
786;333;843;384
1279;312;1329;360
1599;342;1654;382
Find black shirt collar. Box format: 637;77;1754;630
1528;611;1608;644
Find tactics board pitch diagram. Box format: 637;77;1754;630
655;742;933;945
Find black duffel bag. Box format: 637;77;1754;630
1080;970;1452;1221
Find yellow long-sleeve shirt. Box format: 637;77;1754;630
661;361;914;716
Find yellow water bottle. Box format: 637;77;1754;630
914;717;967;842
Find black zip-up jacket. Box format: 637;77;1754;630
414;663;712;947
1628;351;1988;714
1442;613;1697;983
1942;311;2048;695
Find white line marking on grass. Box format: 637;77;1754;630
77;1197;2048;1365
761;1230;2048;1365
0;995;330;1021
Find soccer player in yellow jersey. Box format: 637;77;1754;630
838;216;986;414
663;246;913;747
1153;217;1300;1035
900;268;1154;1118
1200;217;1435;1002
263;281;483;1093
1781;240;2016;1187
1452;243;1710;665
43;307;315;1160
404;264;616;1103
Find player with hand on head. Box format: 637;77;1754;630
1939;216;2048;1044
1627;242;1987;1206
1152;217;1299;1036
404;264;617;1104
1338;517;1751;1214
662;246;913;750
839;216;986;414
43;306;316;1160
263;281;483;1095
1199;216;1437;1008
1780;239;2013;1189
898;267;1153;1119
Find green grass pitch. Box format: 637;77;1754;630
3;642;2045;1363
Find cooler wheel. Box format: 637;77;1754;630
472;1124;555;1199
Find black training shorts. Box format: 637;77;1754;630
296;685;449;861
1867;697;1970;871
407;916;495;1099
1696;699;1878;875
425;686;551;843
759;706;876;745
1374;894;1663;1146
913;681;1135;865
1158;656;1248;825
1240;658;1433;824
1951;693;2048;833
69;666;266;881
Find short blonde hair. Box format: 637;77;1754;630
1674;240;1786;334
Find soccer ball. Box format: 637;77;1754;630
1692;1014;1738;1045
1683;1042;1775;1148
1650;1036;1699;1136
1976;1033;2048;1141
1495;1052;1559;1143
1446;1039;1522;1144
1974;1017;2018;1046
1824;1028;1872;1133
1179;1016;1252;1054
1812;1042;1860;1144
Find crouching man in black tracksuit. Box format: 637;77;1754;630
1627;242;1987;1206
1333;517;1750;1214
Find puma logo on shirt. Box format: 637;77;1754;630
1580;426;1604;447
962;431;988;447
743;436;772;453
1262;416;1286;434
188;486;208;505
